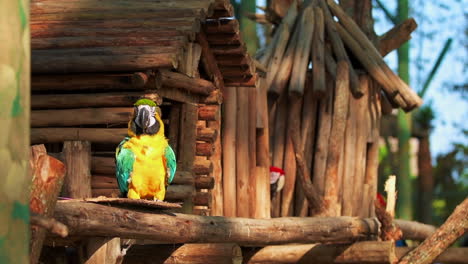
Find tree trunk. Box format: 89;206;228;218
396;0;413;221
0;1;30;261
417;135;433;224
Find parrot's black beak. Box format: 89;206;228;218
135;107;151;132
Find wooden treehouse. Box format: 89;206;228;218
28;0;468;263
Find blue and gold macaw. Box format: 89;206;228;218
115;99;176;201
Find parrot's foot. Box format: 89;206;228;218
153;198;163;202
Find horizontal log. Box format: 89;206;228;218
205;18;239;34
202;90;223;105
91;175;118;189
31;8;206;22
196;142;214;156
124;243;243;264
193;159;214;175
31;107;133;127
159;69;216;95
195;176;215;189
193;208;211;216
394;219;436;241
155;86;202;104
32;36;187;50
245;241;397;264
92;156;116;175
92;185;194;201
31;17;198;32
32;27;192;39
211;45;246;56
198;105;219;121
206;33;241;45
197;128;218;143
53;202;380;244
31;72;160;92
32;92;162;109
32;50;179;74
193;192;211;206
31;128;127;144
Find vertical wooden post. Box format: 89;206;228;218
30;145;66;264
236;87;250;217
62;141;92;198
0;0;30;262
222;87;237;217
248;88;258;218
178;103;198;214
207;109;223;216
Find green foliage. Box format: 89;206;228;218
432;131;468;225
413;103;436;131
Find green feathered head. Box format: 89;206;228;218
134;98;157;107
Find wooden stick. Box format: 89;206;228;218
245;241;397;264
265;0;298;89
236;88;250;217
398;198;468;264
328;1;422;110
29;145;67;263
351;75;371;216
318;0;362;97
311;7;326;96
379;18;418;57
396;247;468;264
222;86;237;217
125;243;243;264
395;219;436;241
31;107;132;127
312;83;333;199
324;61;350;216
53;201;380;244
30;212;68;238
269;17;301;99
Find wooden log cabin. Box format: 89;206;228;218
30;0;259;218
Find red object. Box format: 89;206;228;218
376;193;387;207
270;166;285;175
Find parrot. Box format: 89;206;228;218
270;166;285;200
115;98;176;201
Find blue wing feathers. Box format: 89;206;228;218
164;145;177;184
115;137;134;194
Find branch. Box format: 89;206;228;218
375;0;397;24
419;38;453;98
379;18;418;57
30;212;68;238
398;198;468;264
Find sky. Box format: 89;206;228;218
372;0;467;157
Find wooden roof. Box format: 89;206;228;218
30;0;256;87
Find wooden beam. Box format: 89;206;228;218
52;201;380;244
32;92;162;109
31;72;160;92
159;69;216;95
31;128;126;144
245;241;397;264
124;243;242;264
31;107;132;127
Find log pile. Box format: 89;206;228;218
253;0;421;218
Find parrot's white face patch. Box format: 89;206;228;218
137;105;157;127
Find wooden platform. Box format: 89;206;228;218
58;197;182;209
